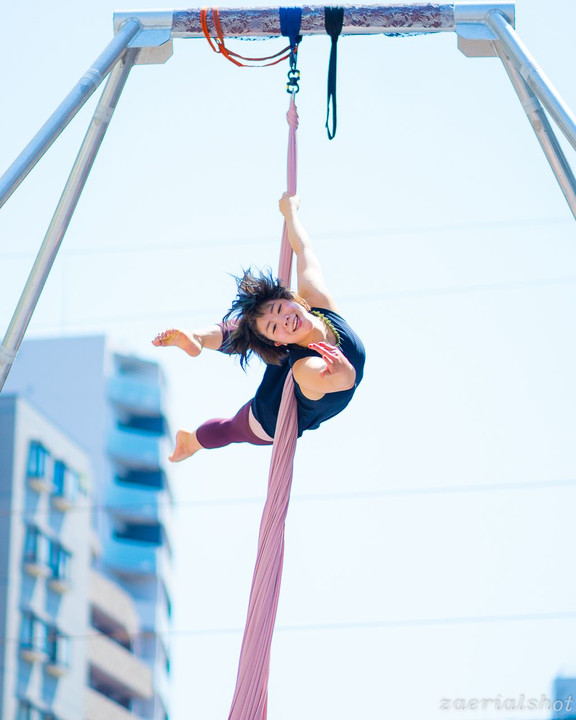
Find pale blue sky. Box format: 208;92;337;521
1;2;576;719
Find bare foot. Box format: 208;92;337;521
169;430;203;462
152;329;201;357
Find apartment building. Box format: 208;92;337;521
4;337;173;720
0;394;91;719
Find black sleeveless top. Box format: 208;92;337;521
251;308;365;438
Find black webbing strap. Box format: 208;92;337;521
324;6;344;140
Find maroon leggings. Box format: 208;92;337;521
196;400;273;449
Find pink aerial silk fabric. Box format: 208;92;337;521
228;95;299;720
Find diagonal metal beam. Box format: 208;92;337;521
492;40;576;220
0;49;140;392
0;19;141;209
485;9;576;151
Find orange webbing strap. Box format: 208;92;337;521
200;7;293;67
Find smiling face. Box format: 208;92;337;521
255;298;312;346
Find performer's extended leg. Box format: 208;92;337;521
169;400;273;463
169;430;204;462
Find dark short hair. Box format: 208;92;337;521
222;268;309;368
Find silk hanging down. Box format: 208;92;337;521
228;96;299;720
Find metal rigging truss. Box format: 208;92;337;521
1;3;575;390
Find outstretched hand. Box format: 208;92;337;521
308;341;355;387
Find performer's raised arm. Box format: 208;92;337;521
279;192;337;312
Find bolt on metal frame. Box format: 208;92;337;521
1;2;575;391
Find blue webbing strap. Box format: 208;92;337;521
279;7;302;69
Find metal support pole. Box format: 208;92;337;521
492;40;576;220
485;9;576;151
0;49;139;393
0;18;140;209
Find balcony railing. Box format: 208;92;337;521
103;535;169;577
106;480;172;525
134;596;171;638
108;376;162;414
107;427;168;469
88;634;153;700
85;687;145;720
90;570;140;636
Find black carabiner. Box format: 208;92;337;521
286;68;301;94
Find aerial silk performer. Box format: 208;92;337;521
153;96;365;719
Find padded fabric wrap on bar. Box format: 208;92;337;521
172;5;456;38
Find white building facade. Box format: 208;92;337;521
4;337;173;720
0;394;92;719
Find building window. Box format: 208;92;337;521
89;672;133;709
114;521;162;545
160;579;173;619
17;700;60;720
52;461;79;510
17;701;36;720
20;612;48;662
24;527;51;577
27;442;53;493
16;700;29;720
118;413;166;435
48;544;72;593
90;608;132;650
46;628;70;677
158;637;171;674
116;469;164;490
27;442;50;478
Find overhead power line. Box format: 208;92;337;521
2;608;576;647
2;476;576;520
0;215;572;260
16;274;576;333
